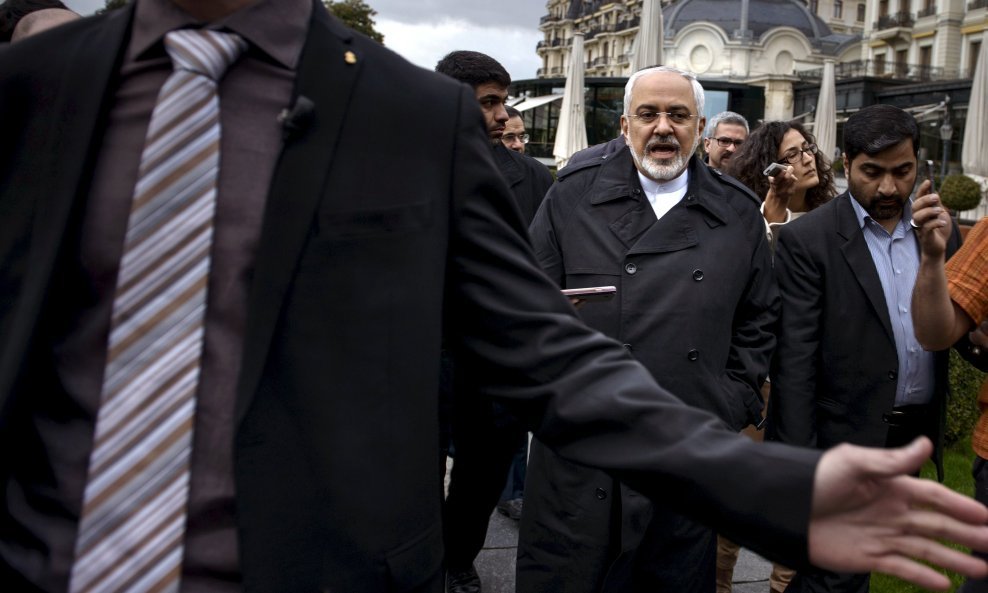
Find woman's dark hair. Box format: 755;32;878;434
723;120;836;212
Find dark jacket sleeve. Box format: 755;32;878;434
767;220;823;447
723;201;779;428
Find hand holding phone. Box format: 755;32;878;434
763;162;788;177
910;160;938;229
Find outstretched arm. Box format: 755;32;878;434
810;438;988;590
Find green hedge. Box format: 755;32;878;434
946;349;987;447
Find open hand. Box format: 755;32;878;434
810;438;988;590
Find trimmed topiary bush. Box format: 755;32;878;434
940;174;983;213
946;349;987;447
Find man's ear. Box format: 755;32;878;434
620;115;630;140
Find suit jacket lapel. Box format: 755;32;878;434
33;7;132;269
236;5;361;425
835;195;895;343
0;8;132;404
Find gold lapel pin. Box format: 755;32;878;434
344;51;357;64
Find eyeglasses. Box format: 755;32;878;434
502;133;530;144
711;136;744;148
627;111;697;126
777;143;818;165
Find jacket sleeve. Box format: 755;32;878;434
442;85;821;571
767;223;823;447
723;209;780;429
527;184;566;286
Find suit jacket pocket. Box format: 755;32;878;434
318;198;434;239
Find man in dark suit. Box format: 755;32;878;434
433;50;552;593
2;3;988;593
519;66;776;593
768;103;983;593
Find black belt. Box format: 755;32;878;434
882;403;933;428
883;403;933;448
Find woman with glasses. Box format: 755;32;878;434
724;120;836;248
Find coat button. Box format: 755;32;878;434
687;349;699;361
595;488;607;500
692;269;704;281
623;343;633;351
625;262;638;275
888;370;898;380
686;194;696;203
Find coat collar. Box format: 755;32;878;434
588;149;733;226
492;142;525;188
588;150;733;252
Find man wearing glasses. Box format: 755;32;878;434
501;106;530;154
767;104;979;593
519;66;777;593
703;111;748;170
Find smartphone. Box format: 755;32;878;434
763;162;788;177
925;159;936;192
561;286;617;302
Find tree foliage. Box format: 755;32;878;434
99;0;128;14
324;0;383;44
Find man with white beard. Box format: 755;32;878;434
518;66;778;593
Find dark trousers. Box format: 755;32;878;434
602;503;717;593
499;435;528;502
443;394;528;571
787;403;934;593
786;569;869;593
959;456;988;592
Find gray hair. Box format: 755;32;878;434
705;111;749;138
623;66;705;117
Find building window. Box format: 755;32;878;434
810;0;819;13
875;53;887;75
972;40;983;77
879;0;888;17
857;3;866;20
895;49;908;77
920;45;932;68
834;0;844;18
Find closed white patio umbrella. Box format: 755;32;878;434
553;32;588;170
813;59;837;162
962;30;988;177
630;0;664;72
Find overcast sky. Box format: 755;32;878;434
60;0;546;82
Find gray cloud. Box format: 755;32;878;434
64;1;547;29
367;0;545;30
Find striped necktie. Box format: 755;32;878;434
69;29;247;593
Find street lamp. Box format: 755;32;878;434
939;96;953;179
940;119;953;179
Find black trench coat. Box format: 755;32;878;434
519;147;779;593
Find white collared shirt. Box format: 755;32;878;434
637;169;689;221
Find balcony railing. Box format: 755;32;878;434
615;17;640;31
916;5;937;17
540;15;561;25
874;11;914;30
796;59;947;82
970;0;988;9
